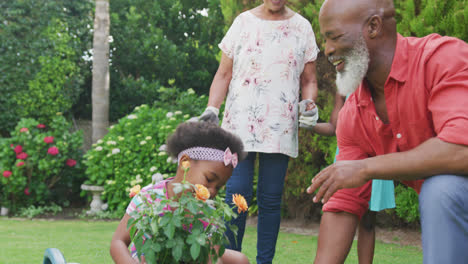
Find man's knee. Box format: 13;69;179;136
419;175;467;216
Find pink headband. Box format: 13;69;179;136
177;147;238;168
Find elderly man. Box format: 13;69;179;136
307;0;468;263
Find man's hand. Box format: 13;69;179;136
199;106;220;124
299;99;319;129
306;160;369;204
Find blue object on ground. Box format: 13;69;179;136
43;248;66;264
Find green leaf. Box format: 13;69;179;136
218;245;225;257
190;243;200;260
150;220;158;234
164;222;175;239
152;243;161;253
172;241;183;261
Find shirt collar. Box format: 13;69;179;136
355;34;408;107
388;34;408;83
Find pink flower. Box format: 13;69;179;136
17;152;28;160
47;146;59;156
24;188;30;195
20;127;29;133
10;144;14;148
44;136;54;144
37;124;46;129
3;171;12;178
66;159;76;167
16;161;25;167
14;145;23;154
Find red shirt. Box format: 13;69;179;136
336;34;468;193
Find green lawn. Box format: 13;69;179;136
0;218;422;263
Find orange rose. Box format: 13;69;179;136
195;184;210;201
232;194;248;213
129;185;141;198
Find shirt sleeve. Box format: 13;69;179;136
218;15;242;59
126;194;144;216
335;105;369;161
304;22;320;63
427;37;468;146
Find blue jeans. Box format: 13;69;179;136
419;174;468;264
224;152;289;264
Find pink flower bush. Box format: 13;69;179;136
37;124;46;129
44;136;54;144
66;159;76;167
3;171;12;178
17;152;28;160
47;146;59;156
13;145;23;154
20;127;29;133
24;188;30;195
16;161;25;167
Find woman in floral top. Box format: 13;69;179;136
198;1;320;263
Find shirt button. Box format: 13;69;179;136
396;133;402;139
375;116;380;121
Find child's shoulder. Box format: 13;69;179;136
141;177;173;196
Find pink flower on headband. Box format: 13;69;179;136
224;147;238;168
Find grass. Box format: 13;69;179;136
0;218;422;263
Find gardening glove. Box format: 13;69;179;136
299;99;319;129
198;106;220;124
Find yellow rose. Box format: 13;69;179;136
232;194;248;213
129;185;141;198
195;184;210;201
181;160;190;171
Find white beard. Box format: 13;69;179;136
335;35;370;96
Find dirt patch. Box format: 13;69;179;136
247;216;422;248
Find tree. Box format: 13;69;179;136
92;0;110;143
0;0;92;135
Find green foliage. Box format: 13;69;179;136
83;88;207;213
0;0;92;134
15;20;83;123
17;203;62;219
285;90;336;199
129;177;241;263
75;0;224;121
0;116;84;212
394;184;420;223
395;0;468;41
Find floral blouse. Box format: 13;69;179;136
219;11;320;158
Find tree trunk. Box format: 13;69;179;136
92;0;110;143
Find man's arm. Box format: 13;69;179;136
307;137;468;203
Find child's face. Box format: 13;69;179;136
186;160;233;198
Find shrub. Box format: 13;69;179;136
394;184;420;223
0;0;92;135
83;105;194;213
0;116;84;212
15;19;83;124
17;203;63;219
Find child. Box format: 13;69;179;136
299;93;395;264
110;121;250;264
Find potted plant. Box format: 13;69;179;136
128;165;248;263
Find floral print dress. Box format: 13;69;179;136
219;11;319;158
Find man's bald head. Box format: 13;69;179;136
320;0;395;28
